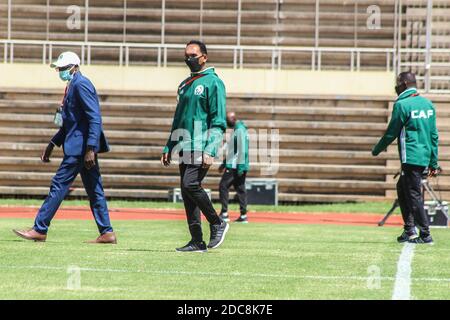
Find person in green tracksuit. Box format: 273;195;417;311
161;40;229;253
372;72;439;244
219;112;250;223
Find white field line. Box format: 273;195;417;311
392;243;415;300
1;264;449;283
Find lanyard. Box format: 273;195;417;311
61;84;69;107
178;74;205;93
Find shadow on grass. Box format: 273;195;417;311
121;248;177;253
121;248;222;254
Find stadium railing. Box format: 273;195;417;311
0;39;397;71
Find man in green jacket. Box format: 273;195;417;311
161;40;229;252
219;112;250;223
372;72;439;244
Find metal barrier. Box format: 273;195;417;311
0;39;397;72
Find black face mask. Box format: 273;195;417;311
395;83;407;96
185;56;203;73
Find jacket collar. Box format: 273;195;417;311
235;120;246;129
396;87;418;101
65;71;80;92
191;66;215;76
71;71;81;83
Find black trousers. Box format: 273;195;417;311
179;162;221;243
219;168;247;215
397;164;430;237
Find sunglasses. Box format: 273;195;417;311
58;64;75;71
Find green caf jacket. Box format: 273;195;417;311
163;67;227;157
372;87;439;169
223;120;250;174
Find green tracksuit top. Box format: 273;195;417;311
372;87;439;169
223;120;250;174
163;67;227;157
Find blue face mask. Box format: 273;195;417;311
59;67;74;82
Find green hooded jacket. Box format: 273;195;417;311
372;88;439;169
223;120;250;174
163;67;227;157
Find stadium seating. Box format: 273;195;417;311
0;87;448;203
0;0;398;69
0;0;397;45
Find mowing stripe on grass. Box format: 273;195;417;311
392;243;415;300
2;264;449;284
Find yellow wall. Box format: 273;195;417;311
0;63;395;96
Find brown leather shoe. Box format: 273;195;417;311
13;229;47;242
86;232;117;244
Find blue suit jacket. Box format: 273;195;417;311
51;72;110;156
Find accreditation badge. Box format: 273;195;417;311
54;106;63;127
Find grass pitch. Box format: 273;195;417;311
0;216;449;300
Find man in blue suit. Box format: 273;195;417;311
13;51;116;244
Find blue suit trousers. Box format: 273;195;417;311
33;155;113;234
